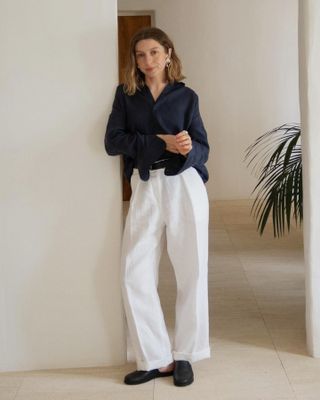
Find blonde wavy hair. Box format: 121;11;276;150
123;27;186;96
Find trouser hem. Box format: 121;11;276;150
173;347;211;363
136;355;174;371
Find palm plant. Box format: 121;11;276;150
244;123;303;237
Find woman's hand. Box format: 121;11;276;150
157;134;180;153
157;131;192;156
175;130;192;156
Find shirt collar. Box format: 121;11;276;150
139;81;185;104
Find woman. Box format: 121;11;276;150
105;27;210;387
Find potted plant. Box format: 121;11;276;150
244;123;303;237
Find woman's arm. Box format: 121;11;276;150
173;94;209;173
185;94;209;163
105;86;136;158
105;86;166;160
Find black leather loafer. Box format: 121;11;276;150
173;361;194;386
124;369;173;385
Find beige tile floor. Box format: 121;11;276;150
0;200;314;400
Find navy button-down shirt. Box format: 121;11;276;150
105;81;210;183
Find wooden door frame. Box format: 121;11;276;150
118;10;155;25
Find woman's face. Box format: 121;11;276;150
135;39;171;80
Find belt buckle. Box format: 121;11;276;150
150;158;168;170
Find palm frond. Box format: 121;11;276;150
244;123;302;237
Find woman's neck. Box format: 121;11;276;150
145;75;168;90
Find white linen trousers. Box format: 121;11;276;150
121;166;210;371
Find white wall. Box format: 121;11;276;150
299;0;320;357
119;0;300;200
0;0;125;371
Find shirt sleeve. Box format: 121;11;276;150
175;93;210;173
105;86;166;163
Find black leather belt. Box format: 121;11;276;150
149;158;172;170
